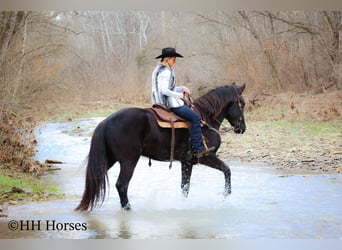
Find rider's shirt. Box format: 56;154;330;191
151;63;185;108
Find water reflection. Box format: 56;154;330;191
0;118;341;239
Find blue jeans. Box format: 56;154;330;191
171;105;205;153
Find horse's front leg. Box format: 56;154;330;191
199;155;231;196
181;161;193;197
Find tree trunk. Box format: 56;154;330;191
337;13;342;89
0;11;18;74
238;11;281;88
13;11;29;100
337;27;342;89
322;11;341;89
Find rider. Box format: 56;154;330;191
151;47;214;158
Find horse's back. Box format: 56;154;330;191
105;107;153;131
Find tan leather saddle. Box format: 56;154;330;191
147;104;190;129
146;104;191;169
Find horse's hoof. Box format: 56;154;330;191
122;203;131;210
182;190;189;198
181;184;190;197
223;189;231;197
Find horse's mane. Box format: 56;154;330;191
194;85;236;121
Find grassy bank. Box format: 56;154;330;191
0;168;62;207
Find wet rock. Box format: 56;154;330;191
8;200;18;205
45;159;63;164
11;186;24;193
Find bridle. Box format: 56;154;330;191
229;86;245;133
182;93;220;135
183;91;244;134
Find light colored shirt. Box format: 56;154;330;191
151;63;185;108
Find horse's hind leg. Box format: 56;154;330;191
116;159;139;210
181;162;193;197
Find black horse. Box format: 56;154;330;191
76;83;246;211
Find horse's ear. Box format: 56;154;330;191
237;83;246;95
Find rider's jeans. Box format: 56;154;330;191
171;105;205;153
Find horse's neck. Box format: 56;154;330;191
195;87;235;129
197;109;223;130
211;113;225;130
194;104;225;130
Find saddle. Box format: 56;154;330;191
147;104;190;129
147;104;191;169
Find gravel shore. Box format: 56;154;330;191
218;120;341;174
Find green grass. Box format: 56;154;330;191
266;120;341;136
212;113;341;135
0;170;62;203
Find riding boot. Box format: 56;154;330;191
195;146;215;158
194;135;215;158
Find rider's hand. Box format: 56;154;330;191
183;87;191;94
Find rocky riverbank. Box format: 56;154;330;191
217;91;341;174
217;120;341;174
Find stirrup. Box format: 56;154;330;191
195;146;215;158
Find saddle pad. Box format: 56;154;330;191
147;107;190;129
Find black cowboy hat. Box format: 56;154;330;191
155;47;183;59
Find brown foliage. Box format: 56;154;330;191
0;110;43;175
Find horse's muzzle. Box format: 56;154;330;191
233;123;246;134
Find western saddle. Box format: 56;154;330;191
146;104;191;169
147;104;190;129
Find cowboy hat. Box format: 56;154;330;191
155;47;183;59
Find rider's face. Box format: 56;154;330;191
167;57;176;67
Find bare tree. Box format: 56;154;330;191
0;11;18;73
197;11;342;92
238;11;281;88
260;11;341;89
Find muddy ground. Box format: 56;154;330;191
217;91;342;174
218;121;341;174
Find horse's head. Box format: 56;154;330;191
225;84;246;134
194;83;247;133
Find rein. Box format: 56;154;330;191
184;92;232;135
213;119;235;133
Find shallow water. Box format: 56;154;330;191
0;118;341;239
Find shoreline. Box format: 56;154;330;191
218;120;341;175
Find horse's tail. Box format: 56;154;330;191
75;120;109;211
